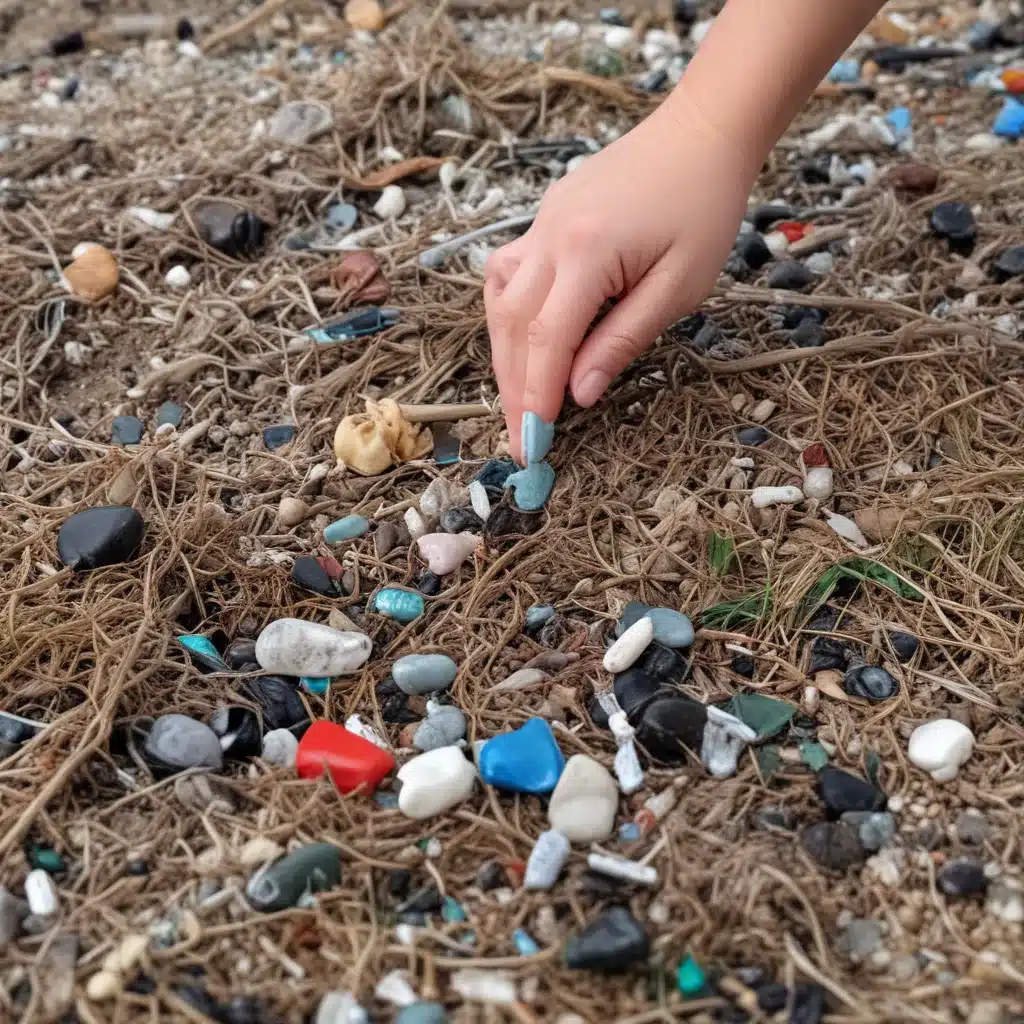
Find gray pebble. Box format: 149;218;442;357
413;705;467;751
801;821;864;870
837;918;884;962
0;887;29;948
145;714;223;772
955;809;988;846
840;811;896;852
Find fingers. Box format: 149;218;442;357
569;266;679;407
521;268;606;424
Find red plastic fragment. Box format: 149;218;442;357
296;720;395;795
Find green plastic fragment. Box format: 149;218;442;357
756;745;782;781
799;740;830;772
28;846;66;873
677;954;707;997
724;694;796;739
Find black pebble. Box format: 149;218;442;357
472;457;517;493
225;638;258;670
731;654;756;678
565;905;650;971
735;231;772;270
613;667;663;722
243;676;308;731
992;245;1024;282
801;155;832;184
440;506;483;534
111;415;145;445
176;18;195;41
588;695;611;730
125;859;149;876
57;506;145;570
801;821;865;870
208;707;263;759
0;713;39;744
816;766;886;818
889;631;919;662
475;861;506;891
736;426;769;446
938;858;987;897
694;321;726;351
50;31;85;57
751;204;795;233
263;425;296;450
377;679;418;725
638;642;689;683
929;201;976;252
615;601;651;636
398;884;443;914
292;556;334;596
756;982;789;1013
484;500;542;540
418;572;442;596
782;305;827;329
791;320;826;348
722;254;750;280
792;983;827;1024
636;67;668;93
673;0;698;24
807;636;848;674
843;665;899;702
386;868;412;901
767;261;817;291
636;696;707;762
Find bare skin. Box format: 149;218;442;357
485;0;887;461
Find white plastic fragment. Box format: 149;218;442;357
404;507;429;540
824;510;869;550
165;265;191;289
25;870;59;916
373;185;406;219
524;829;570;890
374;970;417;1007
908;719;975;782
450;969;518;1005
468;480;491;521
613;741;644;795
586;853;658;887
315;990;369;1024
604;25;634;51
127;206;176;231
397;746;477;819
751;485;804;508
701;706;756;778
344;714;390;750
86;970;122;1001
803;466;834;500
603;617;655;673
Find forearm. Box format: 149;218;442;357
667;0;886;177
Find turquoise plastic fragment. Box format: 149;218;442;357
373;588;425;623
521;411;555;464
300;677;331;696
324;515;369;543
513;928;540;956
504;460;555;510
677;954;706;996
441;897;467;923
176;634;229;672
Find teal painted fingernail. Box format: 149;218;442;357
521;412;555;465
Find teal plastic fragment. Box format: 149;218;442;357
677;954;706;997
176;634;229;672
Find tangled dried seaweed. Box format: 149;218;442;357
3;1;1024;1022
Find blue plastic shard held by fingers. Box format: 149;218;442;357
520;411;555;464
306;307;400;345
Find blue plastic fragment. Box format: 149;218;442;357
374;791;400;809
513;928;540;956
827;59;860;83
525;604;556;630
619;822;642;842
441;897;467;922
306;307;400;345
993;99;1024;139
300;677;331;695
885;106;913;145
373;588;425;623
177;635;229;672
504;460;555;510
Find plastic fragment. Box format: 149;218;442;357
586;853;658;887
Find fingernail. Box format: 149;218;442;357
521;411;555;464
574;370;609;407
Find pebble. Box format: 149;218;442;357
955;809;988;845
374;588;426;623
635;695;707;761
603;617;655;672
239;837;285;868
493;667;548;692
792;320;826;347
473;457;517;494
938;858;987;897
801;821;865;870
144;714;223;773
521;411;555;463
735;231;772;269
929;201;976;250
416;532;479;575
165;265;191;289
804;251;834;276
908;718;975;782
195;200;265;258
263;424;296;450
345;0;385;31
57;505;145;570
766;261;817;291
565;906;650;970
479;718;565;794
612;667;663;722
268;100;332;146
840;811;896;852
396;1004;448;1024
418;573;442;596
324;515;369;543
420;476;466;519
837;918;883;962
524;829;571;890
751;485;804;507
440;506;483;534
992;244;1024;281
292;557;334;596
155;401;184;429
315;990;369;1024
64;244;119;300
177;634;228;672
638;642;688;682
112;415;144;445
468;480;491;521
412;703;466;751
296;721;395;795
525;604;556;631
736;425;769;446
817;767;886;817
888;631;919;661
209;707;262;758
393;654;458;696
24;870;59;916
87;970;123;1001
245;843;342;912
373;522;401;557
450;969;517;1005
397;746;477;819
616;601;695;648
255;618;372;677
548;754;619;842
261;729;299;767
504;460;556;510
374;185;407;219
843;665;899;701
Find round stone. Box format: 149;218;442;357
261;729;299;767
938;858;987;897
255;619;372;677
548;754;618;843
801;821;865;870
843;665;899;702
57;506;145;570
392;654;458;696
396;746;477;819
144;714;223;773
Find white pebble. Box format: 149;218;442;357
524;829;570;890
603;617;654;673
404;506;428;540
255;618;372;677
804;251;834;276
374;970;417;1007
165;265;191;289
764;231;789;257
587;853;658;887
450;969;517;1005
262;728;299;767
549;19;580;41
127;206;176;231
548;754;618;843
86;970;122;1001
468;480;491;521
397;746;477;819
373;185;406;219
315;990;369;1024
604;25;634;51
751;485;804;508
24;870;59;916
908;719;975;782
803;466;834;500
101;933;148;975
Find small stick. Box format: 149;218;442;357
398;402;492;423
789;224;848;257
202;0;293;53
418;212;537;269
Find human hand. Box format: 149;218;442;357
485;88;759;461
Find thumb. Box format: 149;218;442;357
569;267;683;408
